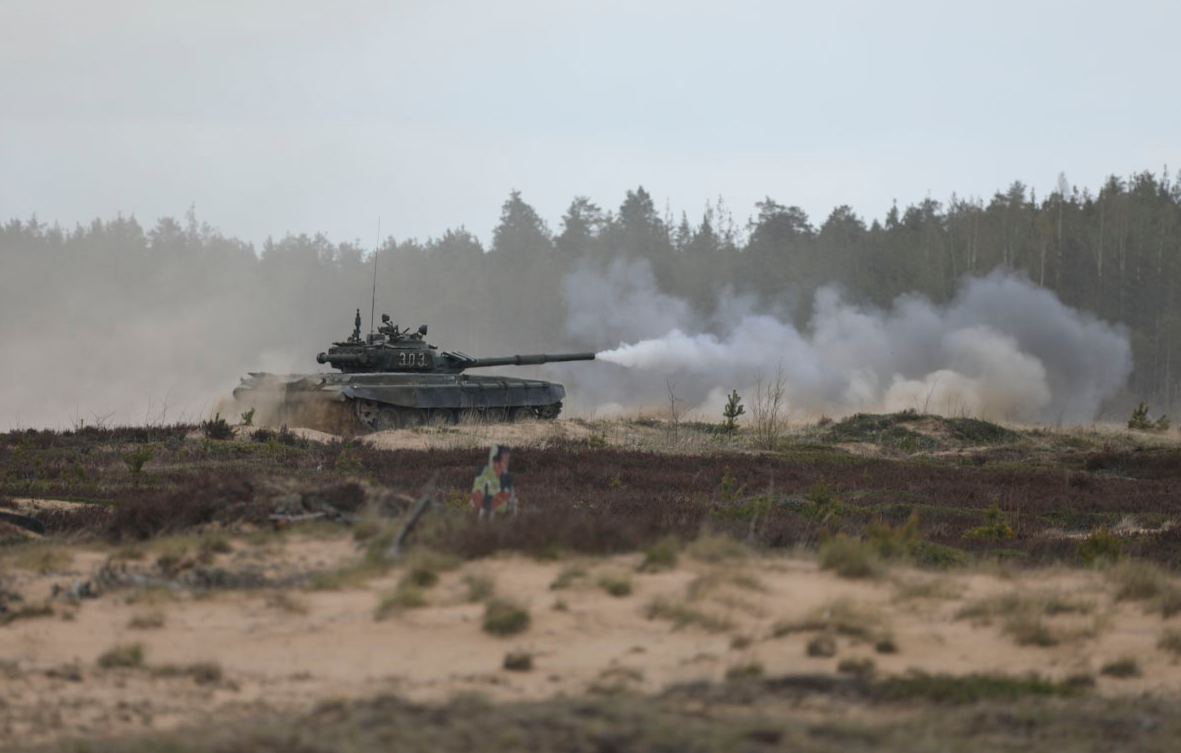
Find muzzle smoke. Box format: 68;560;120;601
567;261;1130;424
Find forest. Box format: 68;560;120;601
2;168;1179;426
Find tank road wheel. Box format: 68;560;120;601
537;402;562;420
353;400;382;431
458;409;481;425
401;408;426;428
483;407;508;423
426;408;456;426
508;406;534;422
374;406;402;431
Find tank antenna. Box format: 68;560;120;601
370;216;380;335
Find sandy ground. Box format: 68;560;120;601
3;530;1181;747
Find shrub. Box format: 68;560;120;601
200;413;233;440
818;534;878;578
806;634;837;657
598;571;633;597
1157;629;1181;655
963;501;1013;539
97;643;145;669
865;512;921;560
640;536;679;571
645;597;732;632
872;671;1086;703
837;657;876;676
687;532;749;563
1078;525;1122;565
127;611;165;630
503;651;533;672
240;407;256;427
122;445;155;479
374;582;428;619
725;662;763;680
550;565;587;590
1110;561;1170;601
1100;657;1140;678
483;599;530;636
463;574;495;602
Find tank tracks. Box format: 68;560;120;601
352;400;562;431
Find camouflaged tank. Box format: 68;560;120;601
233;309;595;432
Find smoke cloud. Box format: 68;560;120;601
576;264;1130;423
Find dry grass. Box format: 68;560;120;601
97;643;145;669
549;565;587;590
127;611;166;630
645;597;733;632
687;567;766;600
687;533;749;563
1158;628;1181;655
597;570;633;597
639;536;679;572
954;589;1096;647
817;535;879;578
772;598;887;644
462;574;496;602
6;544;73;573
151;661;224;685
374;582;428;620
482;598;530;636
1108;560;1181;616
265;591;310;615
0;601;54;625
892;576;965;602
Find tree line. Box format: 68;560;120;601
4;168;1180;416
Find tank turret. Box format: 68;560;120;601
235;309;596;432
317;311;593;374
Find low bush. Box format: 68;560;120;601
503;651;533;672
806;634;837;657
97;643;145;669
640;536;679;571
818;534;877;578
483;599;530;636
598;570;633;597
1100;657;1140;678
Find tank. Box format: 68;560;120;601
232;309;595;432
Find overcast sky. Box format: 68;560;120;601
2;0;1178;248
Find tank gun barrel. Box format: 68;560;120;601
317;351;369;366
465;352;596;369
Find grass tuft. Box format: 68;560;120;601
645;597;733;632
97;643;145;669
1100;657;1140;678
597;570;633;597
503;651;533;672
724;662;764;680
127;611;166;630
483;598;531;636
463;574;496;603
640;536;679;571
375;582;428;620
817;535;878;578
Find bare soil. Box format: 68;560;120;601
3;529;1181;747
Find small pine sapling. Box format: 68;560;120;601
721;389;745;435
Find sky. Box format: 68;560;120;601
1;0;1178;248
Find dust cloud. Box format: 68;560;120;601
0;217;1131;430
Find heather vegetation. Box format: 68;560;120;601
2;413;1179;569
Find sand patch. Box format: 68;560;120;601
4;534;1181;746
